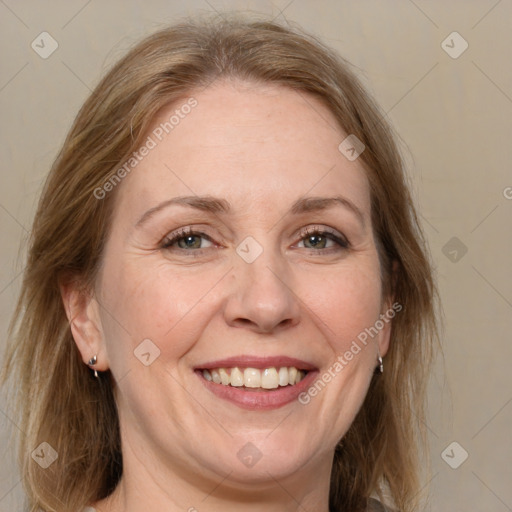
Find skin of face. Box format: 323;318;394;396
62;79;392;512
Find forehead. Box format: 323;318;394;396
114;80;370;219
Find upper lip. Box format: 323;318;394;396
195;355;318;372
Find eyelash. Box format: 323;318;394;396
161;226;349;255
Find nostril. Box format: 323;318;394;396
233;318;253;326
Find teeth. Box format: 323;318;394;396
230;367;244;387
219;367;230;386
211;369;221;384
261;368;279;389
288;366;297;385
244;368;261;388
278;367;289;386
201;366;307;389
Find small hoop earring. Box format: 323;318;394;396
88;355;99;378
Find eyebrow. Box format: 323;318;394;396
135;194;365;227
291;196;365;226
136;196;230;227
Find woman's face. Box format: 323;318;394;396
84;81;391;489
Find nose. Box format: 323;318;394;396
223;248;301;334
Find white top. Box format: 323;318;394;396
82;499;389;511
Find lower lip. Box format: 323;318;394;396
195;370;319;410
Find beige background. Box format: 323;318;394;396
1;1;511;510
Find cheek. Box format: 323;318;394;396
98;260;226;368
303;257;383;351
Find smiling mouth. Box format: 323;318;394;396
199;366;308;391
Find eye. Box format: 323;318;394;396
161;228;214;251
296;226;349;251
160;225;349;255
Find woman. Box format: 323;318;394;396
2;14;438;512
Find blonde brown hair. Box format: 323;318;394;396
2;14;438;512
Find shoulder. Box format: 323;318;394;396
367;497;397;512
331;498;397;512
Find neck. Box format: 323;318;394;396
94;439;333;512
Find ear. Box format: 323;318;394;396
377;302;393;359
378;261;400;359
59;276;110;372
